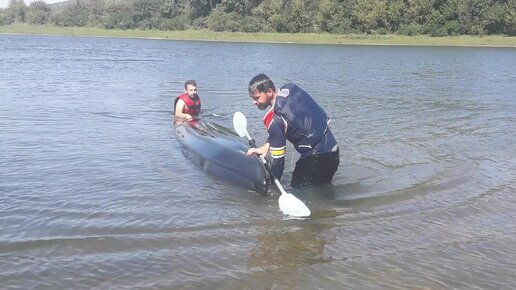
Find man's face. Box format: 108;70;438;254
250;89;271;110
185;84;197;98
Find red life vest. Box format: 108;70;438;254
175;93;201;115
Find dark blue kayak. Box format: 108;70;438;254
175;119;269;194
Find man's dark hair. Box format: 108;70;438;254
248;73;275;95
184;80;197;89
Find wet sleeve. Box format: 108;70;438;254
267;115;286;180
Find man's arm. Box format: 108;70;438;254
175;99;192;120
267;117;287;180
246;115;287;179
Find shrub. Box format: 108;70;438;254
157;15;189;31
52;2;89;27
191;17;207;29
398;23;421;36
26;1;51;25
0;10;6;25
240;16;266;33
206;9;241;32
443;20;461;36
101;11;136;29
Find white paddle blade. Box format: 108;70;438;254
278;193;311;218
232;112;248;138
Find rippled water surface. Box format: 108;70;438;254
1;35;515;289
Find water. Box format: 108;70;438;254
1;34;515;289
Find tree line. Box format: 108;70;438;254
1;0;515;36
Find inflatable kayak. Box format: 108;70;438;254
175;119;269;194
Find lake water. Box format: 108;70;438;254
1;34;515;289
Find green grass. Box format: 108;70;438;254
1;23;515;47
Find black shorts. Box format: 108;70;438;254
291;148;340;187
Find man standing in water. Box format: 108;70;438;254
246;73;339;187
174;80;201;121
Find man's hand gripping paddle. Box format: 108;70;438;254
233;112;311;218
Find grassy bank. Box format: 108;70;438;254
1;24;515;47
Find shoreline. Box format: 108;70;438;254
1;24;515;48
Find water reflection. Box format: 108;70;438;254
246;222;334;287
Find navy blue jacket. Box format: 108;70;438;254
263;83;338;179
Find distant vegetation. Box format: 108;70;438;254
1;0;515;36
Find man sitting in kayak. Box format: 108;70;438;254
174;80;201;122
246;73;340;187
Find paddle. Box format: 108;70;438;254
232;112;311;218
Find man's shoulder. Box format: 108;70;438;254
278;83;291;97
279;83;307;98
279;83;297;96
175;98;186;107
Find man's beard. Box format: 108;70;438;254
257;103;269;110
